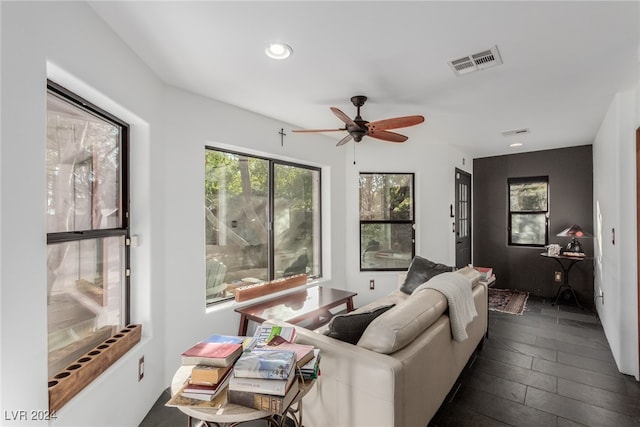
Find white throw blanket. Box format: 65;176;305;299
421;272;477;342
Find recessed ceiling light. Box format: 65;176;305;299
510;142;524;148
265;42;292;60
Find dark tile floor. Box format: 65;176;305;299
140;296;640;427
429;296;640;427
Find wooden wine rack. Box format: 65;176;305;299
48;324;142;412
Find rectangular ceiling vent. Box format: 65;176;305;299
449;45;503;76
501;128;530;137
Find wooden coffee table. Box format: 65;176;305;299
235;285;357;335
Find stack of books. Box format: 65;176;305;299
179;334;244;401
473;266;492;281
474;266;495;285
228;349;300;412
299;348;321;380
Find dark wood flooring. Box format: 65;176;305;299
140;296;640;426
430;296;640;426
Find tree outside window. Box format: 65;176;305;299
204;149;321;304
359;173;415;271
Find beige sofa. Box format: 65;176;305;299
266;266;488;427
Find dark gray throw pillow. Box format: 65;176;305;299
399;255;454;294
323;304;395;344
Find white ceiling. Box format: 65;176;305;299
89;1;639;158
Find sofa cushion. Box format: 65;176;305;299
323;304;395;344
357;289;447;353
399;256;454;294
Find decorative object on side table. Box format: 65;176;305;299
556;224;592;256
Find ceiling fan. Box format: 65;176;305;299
293;95;425;146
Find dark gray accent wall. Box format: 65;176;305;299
473;145;594;306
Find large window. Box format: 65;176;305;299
204;148;321;304
508;176;548;246
46;81;129;378
359;173;415;271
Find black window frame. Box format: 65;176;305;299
204;147;323;305
359;172;416;272
46;80;131;320
507;176;549;247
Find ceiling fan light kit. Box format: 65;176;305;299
293;95;425;146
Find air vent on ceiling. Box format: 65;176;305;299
501;128;530;137
448;45;503;76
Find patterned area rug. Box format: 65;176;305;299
488;288;529;315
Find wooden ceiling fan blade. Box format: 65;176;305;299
336;134;353;146
368;115;425;131
292;128;346;133
330;107;358;127
368;130;408;143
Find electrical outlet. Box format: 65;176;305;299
369;279;375;290
138;356;144;381
554;271;562;282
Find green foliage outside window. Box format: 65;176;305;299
204;149;321;304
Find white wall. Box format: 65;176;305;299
343;139;473;307
158;85;348;383
1;3;164;426
593;84;639;379
0;2;348;426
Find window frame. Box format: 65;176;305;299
45;80;131;404
507;176;549;247
359;172;415;272
46;81;131;320
204;147;323;305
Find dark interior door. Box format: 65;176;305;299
455;168;472;268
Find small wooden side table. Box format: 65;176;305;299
169;365;315;427
234;285;357;335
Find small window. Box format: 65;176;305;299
508;176;549;246
359;173;415;270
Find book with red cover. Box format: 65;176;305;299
473;266;493;280
181;342;242;367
